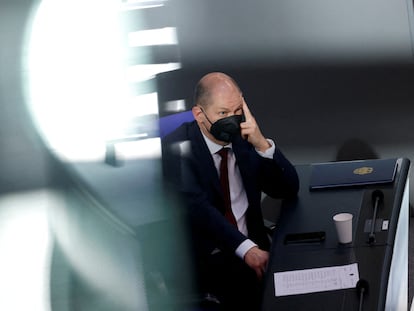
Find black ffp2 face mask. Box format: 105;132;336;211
201;109;245;142
210;114;244;142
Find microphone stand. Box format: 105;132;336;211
357;279;369;311
368;190;383;245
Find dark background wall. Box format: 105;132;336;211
171;0;414;67
157;64;414;148
163;0;414;151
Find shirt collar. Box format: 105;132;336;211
201;132;232;155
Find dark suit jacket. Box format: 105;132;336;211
162;121;299;260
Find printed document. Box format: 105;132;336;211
274;263;359;297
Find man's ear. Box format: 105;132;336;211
192;105;203;122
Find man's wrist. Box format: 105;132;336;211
235;239;258;259
256;139;275;159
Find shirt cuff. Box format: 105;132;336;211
235;239;258;259
255;138;275;159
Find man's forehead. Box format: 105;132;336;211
210;97;243;110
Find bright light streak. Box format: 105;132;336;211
128;27;178;46
0;190;54;311
115;137;162;160
123;0;167;10
126;63;181;82
104;92;158;143
129;92;159;117
24;0;147;162
165;99;186;113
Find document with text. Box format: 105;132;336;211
274;263;359;297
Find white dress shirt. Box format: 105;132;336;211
201;133;275;259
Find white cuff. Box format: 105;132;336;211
235;239;257;259
256;139;275;159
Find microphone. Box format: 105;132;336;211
356;279;369;311
368;190;384;244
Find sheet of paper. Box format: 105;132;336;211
274;263;359;297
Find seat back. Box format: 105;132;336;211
158;110;194;138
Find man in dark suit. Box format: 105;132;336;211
162;72;299;310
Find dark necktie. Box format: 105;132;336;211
217;148;237;227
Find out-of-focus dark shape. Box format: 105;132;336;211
104;143;122;167
335;138;379;161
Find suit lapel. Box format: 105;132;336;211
188;123;222;194
232;138;256;203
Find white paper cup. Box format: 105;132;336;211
333;213;353;244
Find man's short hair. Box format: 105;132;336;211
193;80;209;108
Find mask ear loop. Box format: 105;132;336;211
198;106;214;125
